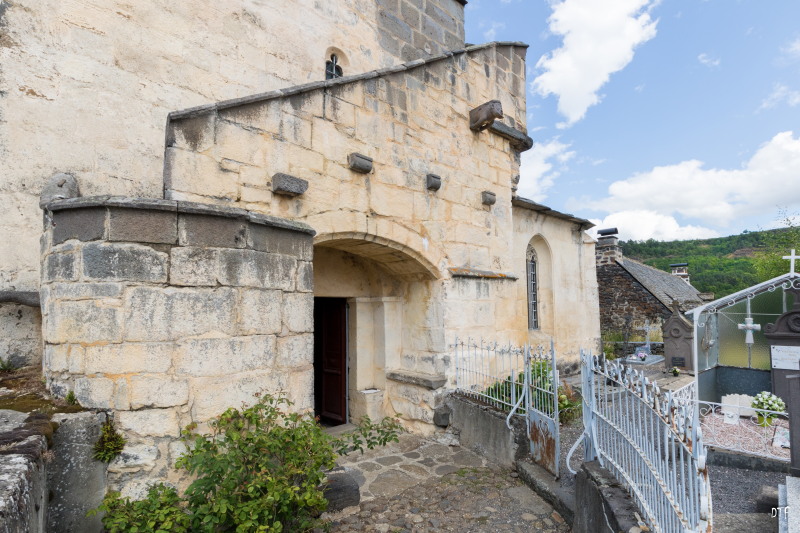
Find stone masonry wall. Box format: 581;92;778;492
596;262;669;334
164;43;530;414
165;43;527;346
0;0;466;368
40;197;314;494
0;0;467;290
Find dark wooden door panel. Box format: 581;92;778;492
314;298;347;425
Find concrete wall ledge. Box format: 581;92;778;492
446;394;528;468
573;461;643;533
44;196;315;235
707;447;791;474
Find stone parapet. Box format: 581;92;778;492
40;197;315;495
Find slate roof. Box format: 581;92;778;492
616;258;703;311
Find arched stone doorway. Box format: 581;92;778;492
312;235;439;426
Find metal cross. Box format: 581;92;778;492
737;316;761;345
784;249;800;274
642;319;658;350
737;297;760;368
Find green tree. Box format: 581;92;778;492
753;211;800;281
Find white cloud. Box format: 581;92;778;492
589;211;719;241
759;83;800;111
589;131;800;228
483;21;505;41
697;53;720;68
782;37;800;59
516;139;575;202
532;0;658;127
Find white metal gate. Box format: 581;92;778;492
453;339;560;477
581;350;712;532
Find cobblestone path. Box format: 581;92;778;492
324;435;570;532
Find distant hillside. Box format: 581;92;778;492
619;230;777;298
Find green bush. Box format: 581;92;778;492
0;357;15;373
93;392;403;533
94;419;126;462
89;483;190;533
65;390;78;405
178;393;338;532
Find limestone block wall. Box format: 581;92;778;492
510;204;601;361
40;197;314;493
0;304;41;368
165;42;528;281
0;0;466;365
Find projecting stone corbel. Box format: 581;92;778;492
469;100;503;131
0;291;40;308
271;173;308;197
348;153;373;174
481;191;496;206
426;174;442;191
488;121;534;152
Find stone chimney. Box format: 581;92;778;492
670;263;690;284
596;228;622;266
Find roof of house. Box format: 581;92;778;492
617;258;704;311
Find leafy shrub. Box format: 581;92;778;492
178;393;336;532
0;357;15;373
65;390;78;405
88;483;189;533
332;414;404;455
177;392;402;532
92;392;403;532
94;419;126;462
557;382;582;425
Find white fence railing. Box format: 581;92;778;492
582;351;712;533
453;338;561;476
697;400;790;462
453;338;527;412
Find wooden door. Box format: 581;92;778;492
313;298;348;425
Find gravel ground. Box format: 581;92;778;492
325;466;571;533
708;464;786;514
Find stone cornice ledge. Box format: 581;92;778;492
386;370;447;390
44;196;316;236
449;267;518;280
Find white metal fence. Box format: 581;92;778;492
697;400;790;462
582;351;713;533
453;338;561;476
453;338;527;411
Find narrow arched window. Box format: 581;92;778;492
325;54;343;80
527;248;539;330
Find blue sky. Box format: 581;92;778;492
464;0;800;241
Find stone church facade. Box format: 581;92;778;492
1;0;600;492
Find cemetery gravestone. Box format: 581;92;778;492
763;287;800;405
663;300;695;372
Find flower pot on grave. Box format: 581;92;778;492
756;413;775;427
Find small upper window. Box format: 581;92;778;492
325;54;343;80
